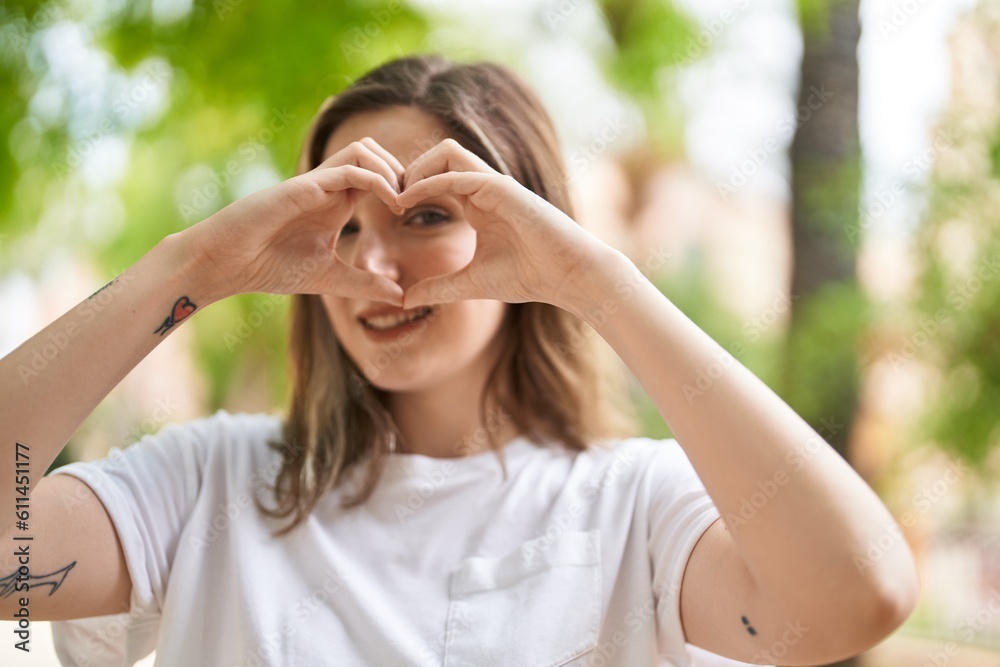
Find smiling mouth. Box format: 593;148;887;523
359;305;437;331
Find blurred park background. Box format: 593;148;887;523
1;0;999;665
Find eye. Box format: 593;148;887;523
408;209;450;228
336;208;450;241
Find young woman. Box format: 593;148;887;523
0;54;918;666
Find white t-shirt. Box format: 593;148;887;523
47;408;767;667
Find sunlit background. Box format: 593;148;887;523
2;0;999;665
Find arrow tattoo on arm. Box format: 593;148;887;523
0;561;76;597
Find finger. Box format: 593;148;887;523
330;263;405;306
347;142;403;198
317;141;405;211
345;142;404;200
395;171;494;209
401;138;494;192
403;269;475;310
308;164;402;214
315;139;401;184
357;137;406;192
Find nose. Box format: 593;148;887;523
340;223;401;284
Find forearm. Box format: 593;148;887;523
0;233;224;537
559;246;916;615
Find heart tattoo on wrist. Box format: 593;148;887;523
153;296;198;336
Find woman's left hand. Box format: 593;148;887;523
394;138;608;310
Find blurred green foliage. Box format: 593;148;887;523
891;3;1000;475
597;0;695;152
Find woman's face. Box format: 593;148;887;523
318;105;509;392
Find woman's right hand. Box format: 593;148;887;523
178;137;407;305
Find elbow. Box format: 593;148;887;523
837;543;922;657
863;526;921;627
863;555;921;643
782;546;921;665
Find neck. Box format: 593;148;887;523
386;364;519;459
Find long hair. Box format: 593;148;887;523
256;53;639;537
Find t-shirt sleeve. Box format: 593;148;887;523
643;439;768;667
44;411;221;666
641;438;722;665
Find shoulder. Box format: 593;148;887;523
176;408;285;469
50;408;285;484
123;408;283;457
580;435;707;500
553;435;695;495
167;407;283;437
577;435;692;473
88;408;286;479
193;407;284;444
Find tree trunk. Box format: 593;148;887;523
784;0;865;664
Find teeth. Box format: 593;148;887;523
363;306;432;331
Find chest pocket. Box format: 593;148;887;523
442;529;603;667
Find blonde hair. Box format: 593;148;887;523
256;53;639;537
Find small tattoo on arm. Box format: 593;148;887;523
153;296;198;336
0;561;76;598
741;615;757;636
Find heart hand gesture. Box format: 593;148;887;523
394;139;605;311
180;138;408;306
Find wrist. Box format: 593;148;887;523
553;242;637;327
152;232;230;308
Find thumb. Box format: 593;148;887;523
367;275;405;307
403;269;472;310
327;264;404;306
